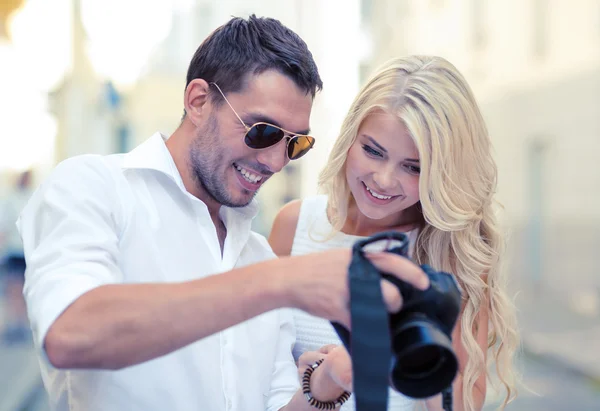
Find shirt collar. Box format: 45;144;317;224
123;132;260;219
122;132;178;177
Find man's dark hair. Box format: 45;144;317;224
185;14;322;111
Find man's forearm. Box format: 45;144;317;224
45;257;289;369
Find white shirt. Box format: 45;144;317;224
17;133;299;411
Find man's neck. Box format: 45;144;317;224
166;126;227;252
166;126;217;207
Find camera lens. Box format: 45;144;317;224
389;318;458;398
397;345;445;377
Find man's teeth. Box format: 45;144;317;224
366;185;392;200
235;165;262;184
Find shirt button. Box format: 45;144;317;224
226;399;232;409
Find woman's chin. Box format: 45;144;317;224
355;202;394;222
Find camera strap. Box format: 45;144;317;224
332;238;455;411
331;244;392;411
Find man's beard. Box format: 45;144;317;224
189;118;257;208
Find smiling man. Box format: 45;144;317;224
16;15;429;411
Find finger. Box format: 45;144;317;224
297;350;326;369
318;344;339;354
327;347;353;391
366;252;429;290
381;279;403;312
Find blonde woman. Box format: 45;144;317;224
269;56;519;411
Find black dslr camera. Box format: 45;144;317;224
332;231;462;401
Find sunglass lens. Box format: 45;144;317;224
245;124;285;149
287;136;315;160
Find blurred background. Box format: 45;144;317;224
0;0;599;410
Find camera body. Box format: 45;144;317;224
337;231;463;399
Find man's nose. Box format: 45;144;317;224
255;139;289;174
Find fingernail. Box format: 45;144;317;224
365;251;382;258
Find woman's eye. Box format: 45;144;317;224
405;164;421;175
362;144;382;157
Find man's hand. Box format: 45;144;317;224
283;248;429;328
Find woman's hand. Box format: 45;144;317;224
321;345;353;392
297;345;353;395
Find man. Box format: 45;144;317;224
18;15;429;411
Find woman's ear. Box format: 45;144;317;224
183;79;211;126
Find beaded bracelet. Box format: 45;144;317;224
302;358;351;410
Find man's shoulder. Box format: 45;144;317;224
54;153;126;176
19;153;130;234
43;153;127;191
27;154;128;210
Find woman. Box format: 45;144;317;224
269;56;519;410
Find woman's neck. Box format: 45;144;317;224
340;201;423;237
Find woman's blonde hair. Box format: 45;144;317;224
318;56;519;410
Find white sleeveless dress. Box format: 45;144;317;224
290;195;417;411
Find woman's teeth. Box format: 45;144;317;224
365;185;392;200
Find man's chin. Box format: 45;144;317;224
221;189;257;208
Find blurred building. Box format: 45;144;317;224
14;0;366;234
360;0;600;308
2;0;598;294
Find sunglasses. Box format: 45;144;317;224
210;83;315;160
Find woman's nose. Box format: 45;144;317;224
372;167;398;192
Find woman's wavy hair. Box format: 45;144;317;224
318;55;519;410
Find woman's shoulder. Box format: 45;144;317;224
268;195;331;256
291;194;328;211
269;199;302;256
275;199;303;230
272;195;329;232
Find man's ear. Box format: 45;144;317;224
184;79;211;126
